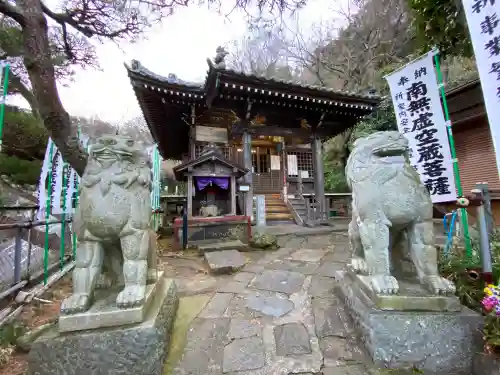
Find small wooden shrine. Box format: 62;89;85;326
173;143;248;218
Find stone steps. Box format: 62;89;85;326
264;199;287;206
253;194;295;224
265;205;290;213
265;212;295;221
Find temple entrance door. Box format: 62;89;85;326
252;146;283;193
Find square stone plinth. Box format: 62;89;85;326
351;272;462;312
336;270;483;373
58;272;164;333
473;352;500;375
28;278;178;375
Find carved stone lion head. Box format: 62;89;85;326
351;131;409;160
89;135;145;167
346;131;411;185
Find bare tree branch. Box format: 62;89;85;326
0;0;316;175
0;1;25;26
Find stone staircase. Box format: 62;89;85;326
287;196;308;224
254;194;295;225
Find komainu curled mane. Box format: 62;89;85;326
346;131;455;295
61;135;157;314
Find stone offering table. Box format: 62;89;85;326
173;215;251;249
336;270;483;374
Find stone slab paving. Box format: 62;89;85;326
172;234;374;375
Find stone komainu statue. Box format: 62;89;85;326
61;135;157;314
345;131;455;295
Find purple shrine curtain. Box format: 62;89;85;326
195;177;229;190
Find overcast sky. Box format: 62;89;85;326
10;0;340;124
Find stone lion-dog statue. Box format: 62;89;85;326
345;131;455;295
61;135;157;314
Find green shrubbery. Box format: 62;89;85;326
3;108;48;161
0;106;46;186
439;230;500;351
0;154;42;186
324;164;349;193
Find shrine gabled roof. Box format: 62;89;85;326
125;58;381;160
172;145;248;181
126;59;380;110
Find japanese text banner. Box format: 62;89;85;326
462;0;500;177
386;52;457;203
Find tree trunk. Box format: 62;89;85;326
17;0;87;176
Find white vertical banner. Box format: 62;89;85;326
37;138;81;219
60;162;72;214
156;147;161;209
51;151;64;214
462;0;500;177
65;168;79;214
0;63;3;92
36;138;53;220
150;145;155;209
287;154;298;176
386;51;458;203
0;63;8;105
270;155;281;170
149;144;161;210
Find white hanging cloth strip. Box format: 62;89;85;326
51;150;64;214
36;138;54;220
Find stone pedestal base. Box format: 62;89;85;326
27;278;178;375
473;352;500;375
336;270;483;374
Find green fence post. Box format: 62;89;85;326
0;64;10;153
44;140;55;285
433;52;473;258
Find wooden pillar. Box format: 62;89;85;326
312;136;326;219
187;175;193;218
282;141;288;200
242;131;253;219
230;175;236;215
297;171;303;196
189;105;196;161
189;127;196;161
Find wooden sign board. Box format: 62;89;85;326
195;126;228;144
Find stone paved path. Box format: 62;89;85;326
172;233;375;375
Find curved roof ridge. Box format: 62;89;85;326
125;59;204;88
211;66;380;101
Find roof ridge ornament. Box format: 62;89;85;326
200;142;222;156
213;46;228;69
127;59;203;88
130;59;142;71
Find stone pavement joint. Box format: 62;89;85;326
172;234;374;375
